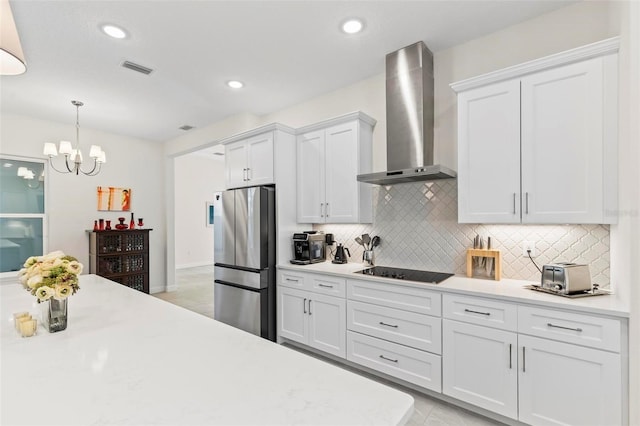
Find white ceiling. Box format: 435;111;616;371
2;0;575;142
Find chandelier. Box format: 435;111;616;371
43;100;106;176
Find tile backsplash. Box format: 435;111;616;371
315;180;610;287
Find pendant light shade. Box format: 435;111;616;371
0;0;27;75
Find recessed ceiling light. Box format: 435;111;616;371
3;162;13;168
227;80;244;89
342;19;364;34
101;24;127;39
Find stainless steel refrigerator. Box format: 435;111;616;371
213;186;276;341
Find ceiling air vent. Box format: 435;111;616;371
179;125;195;131
121;61;153;75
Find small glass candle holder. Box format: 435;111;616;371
13;312;30;331
19;319;37;337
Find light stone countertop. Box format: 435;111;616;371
278;262;629;318
1;274;414;426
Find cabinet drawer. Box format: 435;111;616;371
347;331;441;392
347;300;441;354
309;274;346;298
443;294;517;332
518;306;621;352
347;279;441;316
278;271;307;290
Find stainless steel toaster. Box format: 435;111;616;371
540;263;592;294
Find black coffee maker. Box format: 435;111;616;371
332;244;351;264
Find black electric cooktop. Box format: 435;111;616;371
355;266;454;284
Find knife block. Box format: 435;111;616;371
466;249;502;281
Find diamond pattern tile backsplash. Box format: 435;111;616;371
315;180;610;287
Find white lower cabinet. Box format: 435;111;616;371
442;294;623;425
345;280;443;392
518;334;621;426
442;319;518;419
278;270;626;426
278;286;346;358
347;331;442;392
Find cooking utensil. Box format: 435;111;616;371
355;237;364;246
371;236;381;248
362;234;371;250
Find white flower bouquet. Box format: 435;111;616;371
17;251;83;302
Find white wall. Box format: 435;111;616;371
174;153;225;268
0;114;166;293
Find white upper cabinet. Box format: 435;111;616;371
296;112;376;224
225;132;274;188
520;58;606;223
221;124;296;190
452;38;619;224
457;80;521;223
297;129;325;223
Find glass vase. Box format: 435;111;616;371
42;298;68;332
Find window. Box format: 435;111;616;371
0;156;47;275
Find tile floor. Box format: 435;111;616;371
153;266;504;426
153;265;215;318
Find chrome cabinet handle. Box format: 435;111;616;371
513;193;516;214
285;278;299;282
320;203;324;217
318;284;334;288
326;203;330;217
525;192;529;214
379;321;399;328
379;355;398;363
464;308;491;316
303;298;307;314
547;322;583;333
308;300;312;315
246;167;251;181
509;344;512;369
522;347;526;372
242;168;247;181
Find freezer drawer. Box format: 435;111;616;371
214;265;268;289
214;283;262;337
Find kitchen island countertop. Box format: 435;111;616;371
1;274;413;426
278;262;629;318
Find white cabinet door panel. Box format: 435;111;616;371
442;320;518;419
246;133;274;186
521;58;604;223
457;80;521;223
308;292;346;358
518;335;621;426
324;121;360;223
225;141;248;189
297;130;325;223
278;287;307;344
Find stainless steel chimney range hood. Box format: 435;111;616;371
357;41;456;185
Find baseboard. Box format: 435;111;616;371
175;261;213;270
